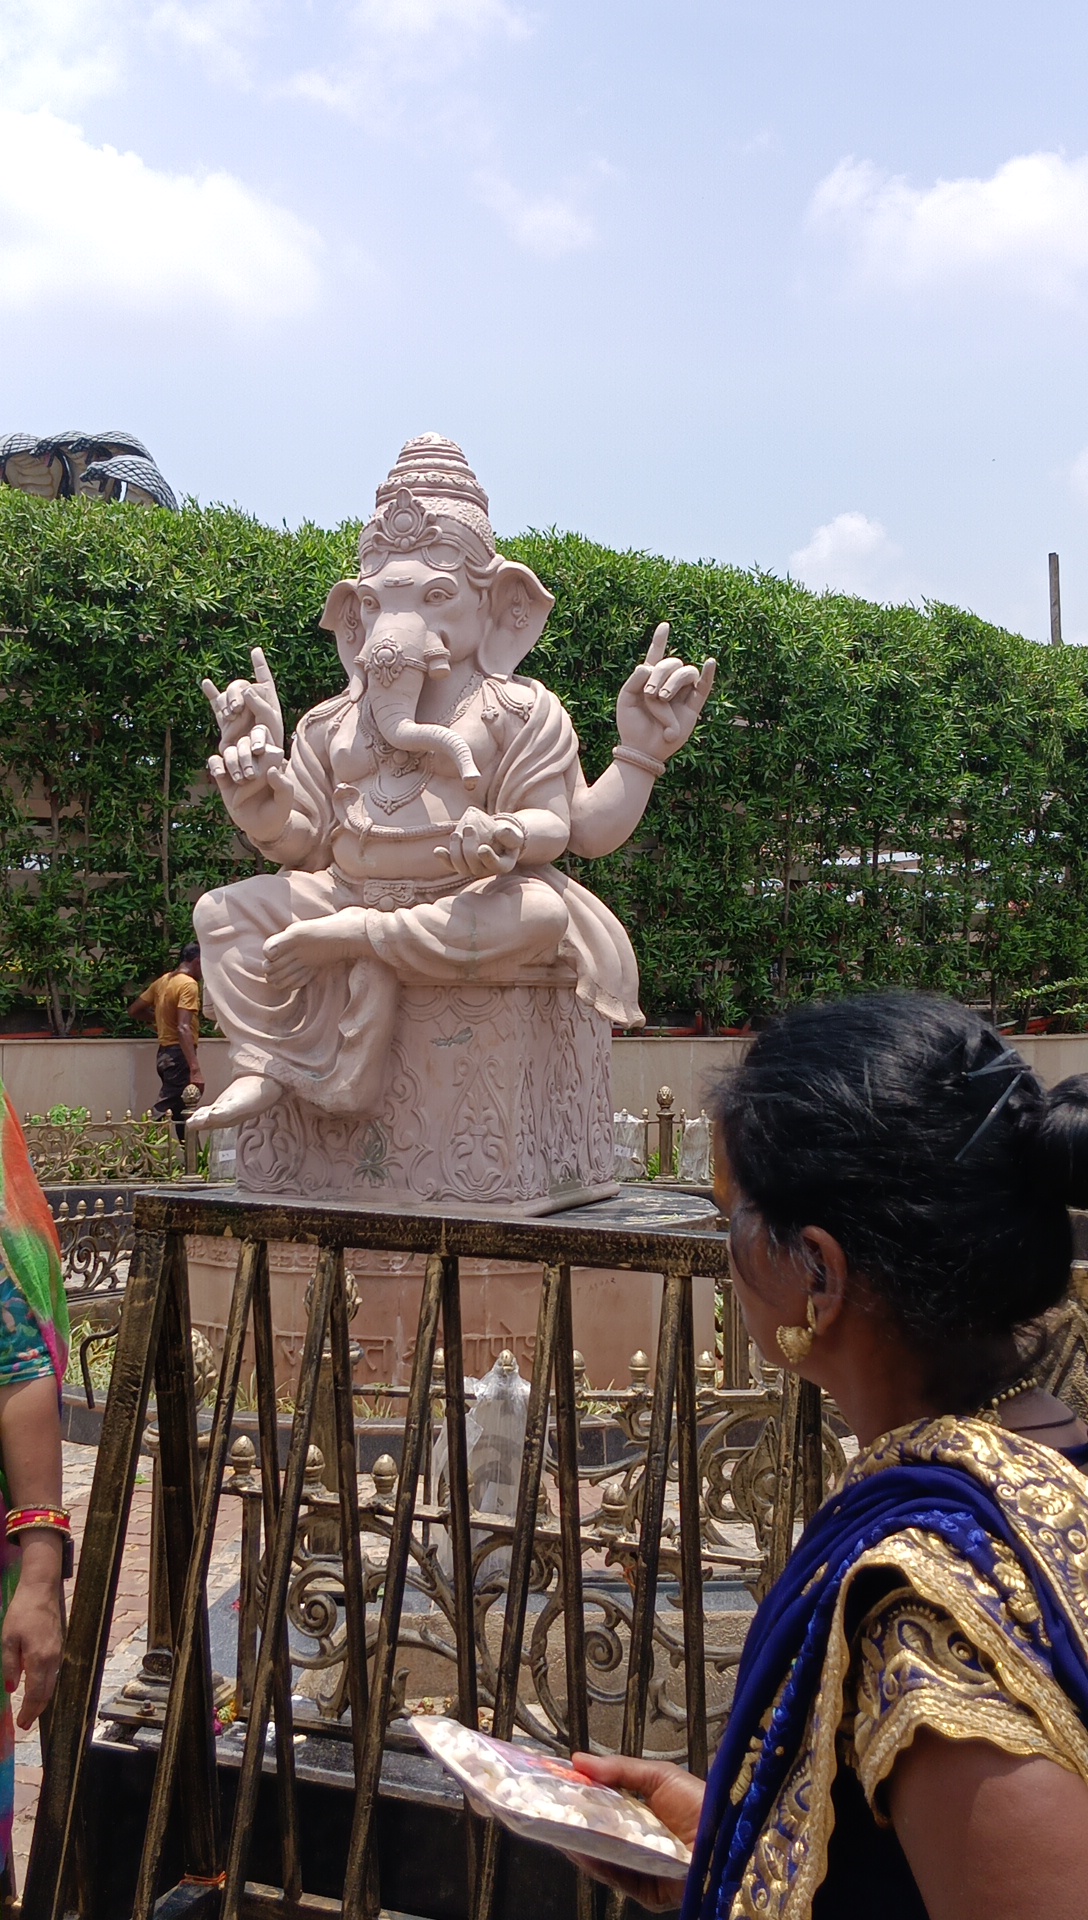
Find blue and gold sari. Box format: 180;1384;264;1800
682;1418;1088;1920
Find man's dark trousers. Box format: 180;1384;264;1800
153;1044;191;1141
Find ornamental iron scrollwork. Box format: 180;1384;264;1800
212;1349;846;1762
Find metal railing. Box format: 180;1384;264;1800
27;1183;831;1920
25;1178;1088;1918
24;1109;184;1186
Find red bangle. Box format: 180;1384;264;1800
6;1507;70;1539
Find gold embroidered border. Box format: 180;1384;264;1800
728;1418;1088;1920
852;1597;1081;1818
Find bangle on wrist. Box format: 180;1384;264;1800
7;1508;73;1577
613;743;667;778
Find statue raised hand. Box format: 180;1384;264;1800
201;647;292;842
616;622;716;761
567;624;717;860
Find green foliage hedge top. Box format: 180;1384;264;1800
2;489;1087;1034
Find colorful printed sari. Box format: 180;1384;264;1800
681;1416;1088;1920
0;1090;69;1878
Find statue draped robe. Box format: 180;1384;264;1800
195;676;643;1115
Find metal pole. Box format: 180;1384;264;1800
1050;551;1063;646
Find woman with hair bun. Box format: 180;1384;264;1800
571;992;1088;1918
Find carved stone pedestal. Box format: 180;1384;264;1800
235;980;616;1213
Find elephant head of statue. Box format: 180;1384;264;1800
319;435;555;786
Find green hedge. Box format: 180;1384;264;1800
1;490;1087;1034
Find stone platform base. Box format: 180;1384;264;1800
235;980;616;1211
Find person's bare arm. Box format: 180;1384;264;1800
176;1008;204;1092
127;992;154;1023
0;1376;64;1729
888;1730;1088;1919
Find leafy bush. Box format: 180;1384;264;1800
2;491;1088;1033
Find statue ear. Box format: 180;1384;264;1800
478;561;555;677
320;581;363;681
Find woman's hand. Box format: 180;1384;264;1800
2;1535;63;1730
564;1753;705;1912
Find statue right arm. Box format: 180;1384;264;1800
202;648;330;865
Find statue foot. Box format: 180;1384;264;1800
188;1074;283;1130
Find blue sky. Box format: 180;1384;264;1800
5;1;1088;641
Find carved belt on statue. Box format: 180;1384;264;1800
329;868;466;911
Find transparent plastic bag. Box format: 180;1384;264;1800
677;1113;711;1184
208;1126;238;1182
434;1351;530;1582
612;1109;647;1181
410;1716;691;1879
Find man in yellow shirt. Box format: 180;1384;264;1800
128;943;204;1138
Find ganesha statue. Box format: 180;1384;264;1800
191;435;715;1209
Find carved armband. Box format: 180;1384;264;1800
612;744;667;778
491;811;527;850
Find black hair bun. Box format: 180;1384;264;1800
1033;1076;1088;1209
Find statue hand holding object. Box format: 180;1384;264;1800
435;807;527;879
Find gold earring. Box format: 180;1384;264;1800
776;1296;817;1366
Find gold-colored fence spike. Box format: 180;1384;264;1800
228;1434;256;1484
372;1453;398;1498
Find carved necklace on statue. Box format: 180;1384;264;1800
360;699;429;816
484;676;534;722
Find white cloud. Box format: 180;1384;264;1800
809;152;1088;304
476;172;595;259
789;512;907;600
0;0;128;111
349;0;529;41
148;1;264;87
0;107;323;319
283;0;530;123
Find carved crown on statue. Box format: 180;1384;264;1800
192;435;715;1213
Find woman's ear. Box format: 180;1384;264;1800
799;1225;850;1330
478;561;555;677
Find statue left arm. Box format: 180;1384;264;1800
437;797;570;880
568;625;717;859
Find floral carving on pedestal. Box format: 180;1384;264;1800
235;982;612;1208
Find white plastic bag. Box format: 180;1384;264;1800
677;1113;712;1184
410;1717;691;1879
434;1351;530;1583
612;1109;647;1181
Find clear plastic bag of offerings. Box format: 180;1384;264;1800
409;1717;692;1880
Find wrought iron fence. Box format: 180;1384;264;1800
28;1186;791;1920
25;1109;184;1185
25;1181;1088;1919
